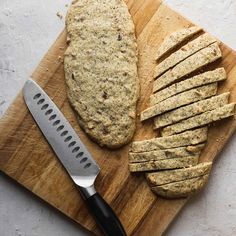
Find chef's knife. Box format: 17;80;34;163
23;79;126;236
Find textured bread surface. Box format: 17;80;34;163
162;103;235;136
151;68;226;106
154;33;217;78
151;174;209;198
153;42;222;91
130;128;208;152
146;162;212;186
129;155;199;172
155;26;202;60
129;144;204;163
154;92;230;129
64;0;139;148
141;83;217;121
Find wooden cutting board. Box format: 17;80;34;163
1;0;236;235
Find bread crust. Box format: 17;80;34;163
153;43;222;92
155;26;202;60
130;128;208;152
154;33;216;78
146;162;212;186
151;68;226;106
162;103;235;136
141;83;217;121
154;93;230;129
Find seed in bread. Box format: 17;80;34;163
162;103;235;136
146;162;212;186
153;42;222;92
64;0;139;148
151;174;209;198
129;144;205;163
154;33;217;78
130;128;207;153
155;26;202;60
129;155;199;172
151;68;226;106
141;83;217;121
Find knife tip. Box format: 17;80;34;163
23;79;37;102
24;78;34;87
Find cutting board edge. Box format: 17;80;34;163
1;1;236;236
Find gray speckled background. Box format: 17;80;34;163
1;0;236;235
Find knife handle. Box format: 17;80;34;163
86;192;127;236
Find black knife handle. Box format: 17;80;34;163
86;193;127;236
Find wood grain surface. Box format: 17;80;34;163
1;0;236;235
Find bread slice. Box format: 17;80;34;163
146;162;212;186
155;26;202;60
151;174;209;198
129;144;205;163
154;92;230;129
130;127;207;152
64;0;139;148
129;155;199;172
150;68;226;106
153;43;222;92
162;103;235;136
155;33;217;78
141;83;217;121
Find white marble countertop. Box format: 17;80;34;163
1;0;236;235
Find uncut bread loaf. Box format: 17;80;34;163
64;0;139;148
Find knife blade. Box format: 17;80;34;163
23;79;126;236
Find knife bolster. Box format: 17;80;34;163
79;185;97;199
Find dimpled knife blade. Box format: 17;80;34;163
23;79;100;189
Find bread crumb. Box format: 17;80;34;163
58;56;63;62
129;111;136;119
56;12;63;19
66;36;71;44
